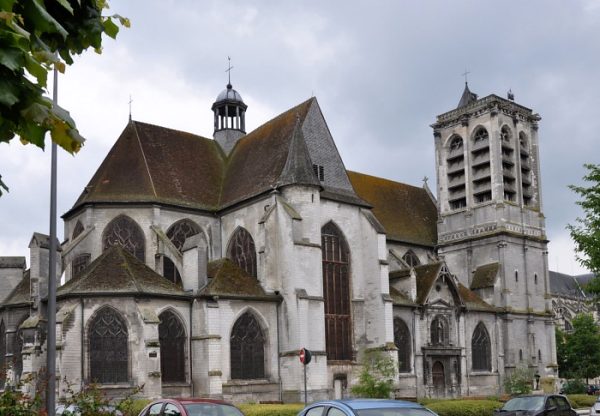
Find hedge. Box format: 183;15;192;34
566;394;598;408
238;403;304;416
425;400;502;416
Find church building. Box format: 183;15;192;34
0;80;557;402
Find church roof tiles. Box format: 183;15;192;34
470;262;500;290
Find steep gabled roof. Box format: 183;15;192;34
347;171;438;247
549;271;586;298
471;262;500;290
57;246;185;298
389;286;416;306
457;83;478;108
457;283;497;312
415;262;444;304
200;258;278;300
2;270;31;308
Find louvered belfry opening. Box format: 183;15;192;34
102;215;145;261
472;322;491;371
230;312;265;379
89;307;128;384
227;228;257;278
321;222;352;361
394;317;411;372
159;310;186;382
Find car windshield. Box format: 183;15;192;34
355;408;437;416
184;404;244;416
502;397;545;411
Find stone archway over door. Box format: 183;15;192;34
432;361;445;397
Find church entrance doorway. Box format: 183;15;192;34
432;361;445;397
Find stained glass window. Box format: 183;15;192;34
166;220;201;252
72;253;91;279
322;222;352;361
472;322;491;371
12;322;23;381
230;312;265;379
102;215;145;261
162;256;182;286
227;228;257;278
89;307;128;383
159;310;186;382
402;250;420;268
394;318;411;372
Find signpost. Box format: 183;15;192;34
299;348;312;405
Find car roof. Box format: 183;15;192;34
309;399;425;410
158;398;236;406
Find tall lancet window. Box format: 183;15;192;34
102;215;145;261
394;318;411;373
322;222;353;361
159;310;186;383
227;228;257;278
472;322;491;371
89;307;128;383
230;312;265;379
0;321;5;389
166;219;201;252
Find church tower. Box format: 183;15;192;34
212;82;247;154
431;84;556;376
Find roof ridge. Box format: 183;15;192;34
132;120;212;141
119;249;144;292
277;114;321;188
132;122;157;197
347;170;423;191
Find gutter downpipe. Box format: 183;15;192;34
80;297;84;390
276;297;282;402
189;298;194;395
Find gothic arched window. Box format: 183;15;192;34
72;253;91;279
472;322;491;371
431;315;448;346
72;220;84;240
501;126;512;143
322;222;352;361
394;318;411;373
519;132;528;149
102;215;145;261
162;256;182;286
227;228;257;278
473;127;489;143
230;312;265;380
89;307;128;384
449;136;463;151
12;320;23;382
159;310;186;382
402;250;420;268
0;321;5;389
166;219;201;252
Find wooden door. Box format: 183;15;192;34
432;361;445;397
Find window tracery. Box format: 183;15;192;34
102;215;145;261
227;228;257;278
394;318;411;372
472;322;491;371
159;310;186;382
72;253;91;279
89;307;128;383
402;250;420;268
473;128;489;143
166;219;201;252
230;312;265;379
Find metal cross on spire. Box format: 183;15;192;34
225;56;234;86
462;69;471;84
128;94;133;121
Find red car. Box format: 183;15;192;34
137;398;245;416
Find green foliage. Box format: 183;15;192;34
568;163;600;280
350;349;397;398
556;327;568;377
237;403;304;416
0;0;129;196
561;379;587;395
559;314;600;381
425;400;502;416
503;366;533;396
566;394;597;408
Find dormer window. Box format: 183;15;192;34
313;164;324;182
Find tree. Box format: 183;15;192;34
0;0;129;196
560;314;600;383
351;349;397;398
568;163;600;292
555;327;568;377
503;366;534;396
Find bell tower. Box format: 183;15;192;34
212;81;247;154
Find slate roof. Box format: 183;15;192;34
347;171;438;247
67;99;318;217
457;283;497;312
0;257;26;269
470;262;500;290
2;270;31;308
389;286;416;306
549;271;586;298
200;258;278;300
57;246;186;298
415;262;444;304
457;83;478;108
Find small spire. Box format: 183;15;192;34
128;94;133;121
461;69;471;84
423;176;429;186
225;56;234;87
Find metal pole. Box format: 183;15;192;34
304;364;307;405
46;65;58;416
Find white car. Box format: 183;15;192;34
590;397;600;416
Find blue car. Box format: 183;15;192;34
298;399;439;416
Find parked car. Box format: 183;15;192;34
588;385;600;395
493;395;576;416
56;403;123;415
137;398;245;416
297;399;439;416
590;396;600;416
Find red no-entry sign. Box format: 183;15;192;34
299;347;312;365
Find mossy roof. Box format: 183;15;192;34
389;286;416;306
470;262;500;290
457;283;497;312
200;258;277;300
66;99;317;216
57;246;185;298
415;262;444;304
2;270;31;307
347;171;437;247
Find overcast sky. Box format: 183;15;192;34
0;0;597;275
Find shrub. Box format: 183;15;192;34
503;367;534;396
561;379;587;395
351;349;397;398
238;403;304;416
425;399;502;416
566;394;597;408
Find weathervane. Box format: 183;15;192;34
461;69;470;84
225;56;234;86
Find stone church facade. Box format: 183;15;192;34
0;81;557;402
